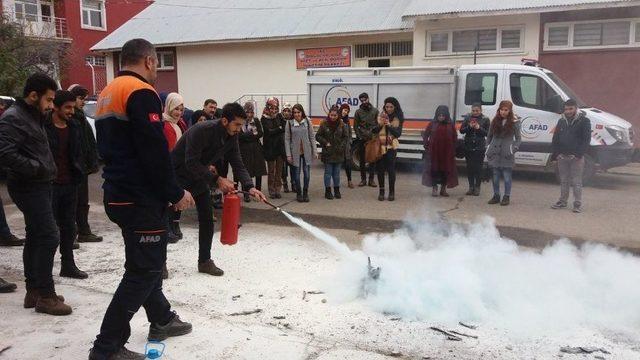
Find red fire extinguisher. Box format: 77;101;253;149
220;193;241;245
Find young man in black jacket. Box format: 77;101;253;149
551;99;591;213
68;84;103;244
172;102;267;277
0;73;73;315
45;90;88;279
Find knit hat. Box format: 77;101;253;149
68;84;89;98
266;97;279;107
282;102;292;111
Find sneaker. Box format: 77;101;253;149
431;186;439;197
35;294;72;316
572;204;582;213
500;195;510;206
0;277;17;293
0;234;24;246
551;201;567;209
440;186;450;197
89;346;146;360
465;188;474;196
488;194;501;205
77;233;103;243
358;180;367;187
368;179;377;188
60;263;89;279
24;289;64;308
148;311;193;341
473;188;481;196
198;259;224;276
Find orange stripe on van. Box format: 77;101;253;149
310;117;463;131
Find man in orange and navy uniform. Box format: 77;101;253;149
89;38;195;360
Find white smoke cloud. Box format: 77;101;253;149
288;211;640;340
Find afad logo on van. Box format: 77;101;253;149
520;116;550;139
322;86;360;114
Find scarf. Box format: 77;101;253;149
163;92;183;139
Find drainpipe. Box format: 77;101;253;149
86;61;96;95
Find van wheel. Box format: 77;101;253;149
554;154;596;186
350;140;362;171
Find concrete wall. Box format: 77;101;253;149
175;33;413;110
412;14;541;66
539;7;640;145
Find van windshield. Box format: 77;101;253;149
545;71;588;108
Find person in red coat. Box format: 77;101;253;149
163;92;188;151
422;105;459;197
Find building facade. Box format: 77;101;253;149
2;0;150;95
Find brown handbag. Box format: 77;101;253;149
365;137;383;163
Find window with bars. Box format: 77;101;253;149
545;19;640;50
157;51;175;70
81;0;105;30
427;26;523;55
85;55;106;67
354;41;413;59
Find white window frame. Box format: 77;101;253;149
426;25;525;57
156;51;175;71
85;55;106;67
544;18;640;51
80;0;107;31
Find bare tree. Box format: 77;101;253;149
0;14;70;96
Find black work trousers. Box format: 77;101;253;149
52;183;78;264
8;182;59;296
92;194;172;358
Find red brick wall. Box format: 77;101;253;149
539;7;640;146
60;0;150;95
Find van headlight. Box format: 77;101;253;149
605;125;629;144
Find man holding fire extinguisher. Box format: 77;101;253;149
172;102;267;277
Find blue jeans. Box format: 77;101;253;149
324;162;341;188
293;156;311;192
492;167;513;196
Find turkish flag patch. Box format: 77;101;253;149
148;113;160;122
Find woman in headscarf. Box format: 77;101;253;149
376;97;404;201
162;92;188;244
238;102;267;202
421;105;459;197
162;92;188;151
486;100;521;206
339;103;354;188
261;97;286;199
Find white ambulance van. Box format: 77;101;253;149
307;65;634;182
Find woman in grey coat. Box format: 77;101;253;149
285;104;318;202
486;100;521;206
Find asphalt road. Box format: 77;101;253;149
1;162;638;253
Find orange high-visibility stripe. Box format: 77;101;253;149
96;75;158;121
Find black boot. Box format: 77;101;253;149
466;187;475;196
296;190;304;202
303;189;310;202
0;277;17;293
473;184;481;196
167;230;180;244
60;262;88;279
77;232;103;243
172;221;183;240
283;182;290;193
333;187;341;199
325;187;334;200
148;311;193;341
488;194;501;204
388;189;395;201
500;195;510;206
0;234;24;247
378;189;385;201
